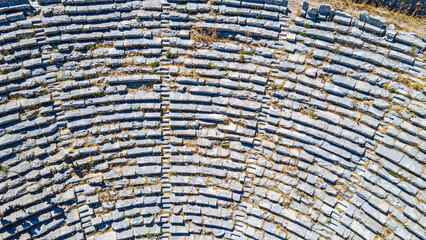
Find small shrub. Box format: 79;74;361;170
150;61;160;68
240;54;245;63
40;89;49;96
87;161;95;169
83;74;93;80
221;143;230;149
389;88;400;94
136;16;142;22
311;113;319;120
166;49;177;59
239;50;254;56
300;32;307;37
0;165;8;174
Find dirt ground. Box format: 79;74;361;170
287;0;426;37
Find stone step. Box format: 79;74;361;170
162;132;171;137
160;179;170;184
1;0;424;239
161;166;171;172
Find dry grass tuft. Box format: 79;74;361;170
190;27;232;44
190;27;219;44
311;0;426;35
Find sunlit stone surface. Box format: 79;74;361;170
0;0;425;239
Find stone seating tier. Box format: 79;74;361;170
0;0;424;240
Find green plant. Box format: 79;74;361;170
87;161;95;169
166;49;177;59
241;50;254;55
151;61;160;68
0;165;8;174
300;32;307;37
136;16;142;22
240;54;245;63
311;113;318;120
78;160;95;169
40;89;49;96
387;170;399;178
222;143;230;149
389;88;400;94
83;74;94;80
92;92;105;98
143;232;162;238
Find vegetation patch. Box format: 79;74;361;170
166;49;178;59
0;165;8;174
151;61;160;68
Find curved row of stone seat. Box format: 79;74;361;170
0;41;420;111
0;74;422;239
164;88;426;240
166;70;424;155
0;7;422;106
69;99;352;240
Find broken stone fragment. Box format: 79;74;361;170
301;0;309;17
